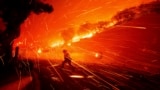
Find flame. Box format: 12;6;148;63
69;20;117;45
72;32;95;43
70;75;84;78
81;33;93;39
69;75;94;79
16;41;23;46
50;40;64;47
37;48;42;54
106;20;117;28
14;19;117;60
67;43;71;46
50;31;95;47
72;31;96;42
95;53;99;58
62;20;117;47
72;36;80;42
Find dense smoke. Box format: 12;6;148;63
112;1;160;25
61;27;75;44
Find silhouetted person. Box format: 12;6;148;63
61;49;74;71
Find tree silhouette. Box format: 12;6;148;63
0;0;53;68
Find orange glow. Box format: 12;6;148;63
106;20;117;28
69;75;84;78
16;41;23;46
50;40;64;47
18;0;154;45
95;53;99;58
37;48;42;54
81;33;93;39
13;0;154;60
48;28;98;48
72;36;80;42
87;75;94;78
72;31;97;43
67;43;71;46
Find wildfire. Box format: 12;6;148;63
81;33;93;39
72;36;80;42
70;32;94;44
108;20;117;27
13;19;117;60
72;30;97;43
70;75;84;78
50;40;64;47
50;20;117;47
67;43;71;46
95;52;103;59
37;48;42;54
95;53;99;57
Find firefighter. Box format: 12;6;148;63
61;49;74;71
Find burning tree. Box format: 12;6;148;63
78;22;97;36
0;0;53;69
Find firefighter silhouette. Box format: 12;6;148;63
61;49;74;71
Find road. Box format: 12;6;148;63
24;59;159;90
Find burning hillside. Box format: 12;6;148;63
12;0;160;59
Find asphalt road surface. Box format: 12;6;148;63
22;59;159;90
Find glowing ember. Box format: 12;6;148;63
37;48;42;54
95;52;103;59
50;40;64;47
81;33;93;39
67;43;71;46
95;53;100;58
87;75;94;78
11;0;155;62
72;36;80;42
70;75;84;78
106;20;117;28
72;31;95;43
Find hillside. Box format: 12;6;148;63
72;12;160;74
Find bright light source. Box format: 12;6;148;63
72;36;80;42
95;52;103;59
81;33;93;39
50;40;64;47
106;20;117;27
37;48;42;54
95;53;99;58
70;75;84;78
67;43;71;46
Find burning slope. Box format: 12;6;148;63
72;12;160;74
